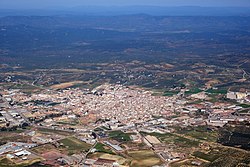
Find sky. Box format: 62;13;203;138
1;0;250;9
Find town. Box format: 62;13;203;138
1;1;250;165
0;83;249;166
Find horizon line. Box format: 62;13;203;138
1;5;250;10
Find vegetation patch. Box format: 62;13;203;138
193;147;250;167
59;137;92;155
37;127;74;136
0;133;31;146
142;132;200;148
193;151;219;162
176;126;218;142
237;104;250;108
9;83;41;93
108;130;132;142
205;89;227;94
185;88;202;94
0;157;42;167
163;90;179;96
94;142;114;154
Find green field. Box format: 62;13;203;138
185;88;202;94
193;151;220;162
142;132;200;148
94;142;114;154
163;90;179;96
237;103;250;108
59;137;92;155
205;89;227;94
176;126;218;142
108;130;132;142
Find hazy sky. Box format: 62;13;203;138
1;0;250;9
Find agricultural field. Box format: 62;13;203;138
193;146;250;167
108;130;133;142
237;103;250;108
58;137;92;155
0;157;42;167
87;152;127;165
163;90;180;96
218;122;250;150
170;158;206;167
128;150;163;167
87;149;162;167
175;126;218;142
31;144;57;154
0;158;23;167
185;88;202;95
205;88;227;95
94;142;114;154
0;82;43;94
0;132;31;146
142;132;200;149
36;127;74;136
